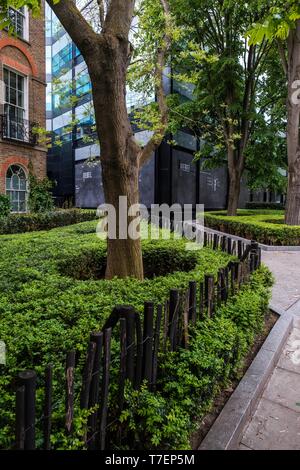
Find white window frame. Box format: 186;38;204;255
3;65;29;141
5;164;28;213
8;6;29;41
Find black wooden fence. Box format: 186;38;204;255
13;235;261;450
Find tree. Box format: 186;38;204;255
0;0;171;279
248;0;300;224
166;0;274;215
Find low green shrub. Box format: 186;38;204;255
0;208;97;234
0;195;10;219
0;220;273;449
28;175;54;213
58;244;199;280
246;202;285;210
110;267;273;449
204;209;300;245
0;220;232;449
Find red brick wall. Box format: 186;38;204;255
0;4;46;202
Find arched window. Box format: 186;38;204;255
6;165;27;212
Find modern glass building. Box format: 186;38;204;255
45;2;233;210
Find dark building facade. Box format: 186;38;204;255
46;3;242;212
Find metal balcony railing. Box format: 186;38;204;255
0;115;38;145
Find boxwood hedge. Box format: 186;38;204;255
205;209;300;245
0;209;96;234
0;220;273;449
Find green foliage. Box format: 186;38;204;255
204;209;300;245
155;0;287;195
58;242;199;280
117;267;272;449
28;175;54;213
0;194;10;219
0;219;272;449
247;0;300;45
246;202;285;210
0;209;96;234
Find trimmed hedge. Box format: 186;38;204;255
0;220;273;449
0;195;10;219
246;202;285;210
0;208;97;234
205;209;300;246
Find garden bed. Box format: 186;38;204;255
0;220;272;449
204;209;300;246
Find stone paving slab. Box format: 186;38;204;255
277;328;300;374
239;325;300;450
241;398;300;450
262;252;300;310
238;443;252;450
262;367;300;413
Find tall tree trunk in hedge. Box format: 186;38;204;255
227;166;242;216
226;132;245;217
88;35;144;279
47;0;170;279
285;20;300;225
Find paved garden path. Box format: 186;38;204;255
237;251;300;450
262;251;300;311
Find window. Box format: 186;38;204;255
8;7;28;40
52;44;72;76
6;165;28;212
3;68;27;141
76;70;91;97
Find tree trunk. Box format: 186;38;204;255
101;158;144;280
227;167;241;216
226;139;243;216
285;20;300;225
87;35;144;279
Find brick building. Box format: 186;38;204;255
0;5;46;212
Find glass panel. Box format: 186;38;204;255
20;179;26;191
4;68;8;85
17;91;24;108
10;72;16;90
17;75;24;92
12;174;20;190
11;200;18;212
9;88;16;106
5;85;9;103
19;199;26;212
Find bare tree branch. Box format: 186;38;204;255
139;0;172;167
96;0;105;28
46;0;99;56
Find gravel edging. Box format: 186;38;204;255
199;306;294;450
